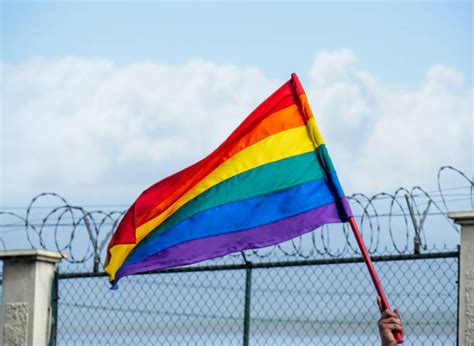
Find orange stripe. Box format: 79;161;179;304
135;103;306;227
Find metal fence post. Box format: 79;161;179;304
449;211;474;346
243;265;253;346
241;251;253;346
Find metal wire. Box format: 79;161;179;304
0;165;471;269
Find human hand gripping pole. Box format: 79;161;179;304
378;297;403;346
348;217;404;344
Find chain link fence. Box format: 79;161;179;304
55;251;458;345
1;166;469;345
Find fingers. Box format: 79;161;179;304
378;309;403;336
378;320;403;331
379;323;403;332
381;309;399;319
377;306;403;343
393;308;404;337
380;317;401;325
378;316;403;331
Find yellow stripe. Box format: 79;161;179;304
105;125;321;280
106;244;134;280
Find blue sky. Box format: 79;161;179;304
0;1;472;256
2;2;472;89
0;1;472;221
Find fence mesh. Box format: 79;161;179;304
56;251;457;345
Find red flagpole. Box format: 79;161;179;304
348;216;403;344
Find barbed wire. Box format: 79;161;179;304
0;165;472;271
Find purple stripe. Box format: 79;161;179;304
114;199;351;284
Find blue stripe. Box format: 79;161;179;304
330;170;345;199
123;175;338;267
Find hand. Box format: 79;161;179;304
377;296;403;346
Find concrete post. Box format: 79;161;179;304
0;250;64;346
449;211;474;346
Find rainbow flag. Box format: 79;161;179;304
105;73;352;287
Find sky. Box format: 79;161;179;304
0;1;472;212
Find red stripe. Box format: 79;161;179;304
291;73;306;99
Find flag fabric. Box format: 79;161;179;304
105;73;352;287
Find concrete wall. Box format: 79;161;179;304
449;211;474;346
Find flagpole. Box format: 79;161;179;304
348;216;403;344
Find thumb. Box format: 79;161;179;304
377;296;384;314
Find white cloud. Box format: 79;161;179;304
1;57;280;203
1;52;472;205
307;50;472;193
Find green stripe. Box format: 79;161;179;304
131;145;334;255
315;143;335;176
